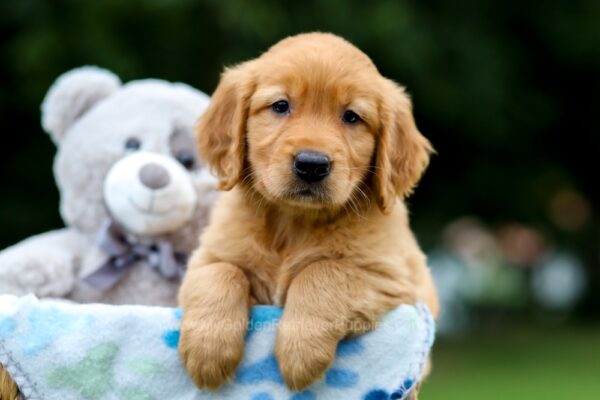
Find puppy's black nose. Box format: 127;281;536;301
293;151;330;183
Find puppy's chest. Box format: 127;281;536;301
243;221;346;305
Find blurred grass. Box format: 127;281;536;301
422;325;600;399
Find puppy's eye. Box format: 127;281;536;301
176;151;195;169
125;137;141;151
272;100;290;114
342;110;361;124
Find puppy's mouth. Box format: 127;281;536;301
283;182;330;204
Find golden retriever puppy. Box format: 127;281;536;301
178;32;439;396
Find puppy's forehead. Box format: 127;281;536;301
254;34;381;102
266;33;375;66
258;33;377;79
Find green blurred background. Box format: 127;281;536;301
0;0;598;398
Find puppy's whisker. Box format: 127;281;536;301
333;166;370;171
347;194;363;220
346;196;358;218
354;184;371;208
239;171;271;218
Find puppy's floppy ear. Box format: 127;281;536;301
197;62;256;190
374;79;434;213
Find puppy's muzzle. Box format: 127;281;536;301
292;150;330;183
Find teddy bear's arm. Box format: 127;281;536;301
0;228;89;297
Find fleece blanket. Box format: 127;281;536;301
0;295;434;400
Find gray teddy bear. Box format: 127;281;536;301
0;67;218;306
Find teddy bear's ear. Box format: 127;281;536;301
41;66;121;144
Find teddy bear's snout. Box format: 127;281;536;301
139;162;170;190
103;151;199;236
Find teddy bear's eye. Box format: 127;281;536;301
125;137;141;151
176;151;195;169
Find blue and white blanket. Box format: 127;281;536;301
0;295;434;400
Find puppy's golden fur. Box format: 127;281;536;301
179;32;439;396
0;365;20;400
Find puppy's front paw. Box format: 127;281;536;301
275;318;338;391
178;314;246;390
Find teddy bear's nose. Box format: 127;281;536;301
139;162;170;190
